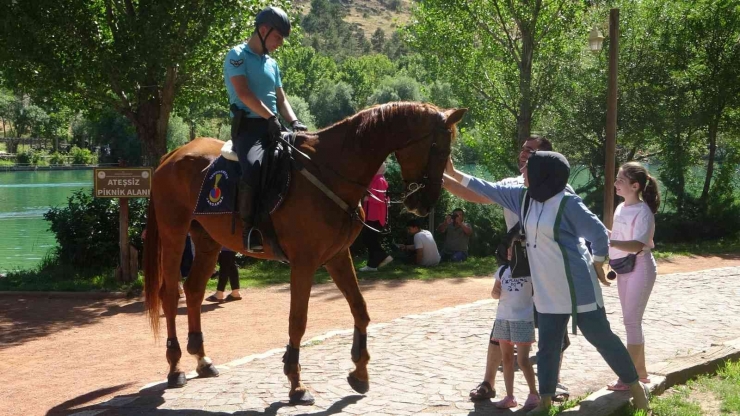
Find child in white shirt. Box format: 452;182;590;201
491;257;540;410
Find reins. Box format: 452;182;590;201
277;123;449;234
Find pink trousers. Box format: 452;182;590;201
617;252;657;345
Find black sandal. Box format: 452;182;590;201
205;294;224;303
469;381;496;400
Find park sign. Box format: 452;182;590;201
94;168;152;198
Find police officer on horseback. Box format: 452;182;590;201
223;6;307;252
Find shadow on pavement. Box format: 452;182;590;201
0;297;224;349
48;390;364;416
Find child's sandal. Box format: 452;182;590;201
607;379;631;391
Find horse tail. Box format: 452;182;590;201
144;194;162;336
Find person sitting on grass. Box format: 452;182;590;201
397;219;440;267
437;208;472;262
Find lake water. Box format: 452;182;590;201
0;170;93;272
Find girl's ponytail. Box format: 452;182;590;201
620;162;661;214
642;174;661;214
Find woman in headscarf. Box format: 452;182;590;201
443;152;650;415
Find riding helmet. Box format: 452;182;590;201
255;6;291;37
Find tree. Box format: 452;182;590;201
367;75;424;105
337;54;396;108
407;0;584;149
371;28;386;53
276;43;339;100
0;0;289;165
676;0;740;204
0;89;13;138
308;80;356;128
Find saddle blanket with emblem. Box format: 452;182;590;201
194;156;239;215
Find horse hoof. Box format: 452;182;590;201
167;372;187;388
347;374;369;394
289;390;315;406
196;363;220;378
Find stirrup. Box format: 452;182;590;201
246;227;264;253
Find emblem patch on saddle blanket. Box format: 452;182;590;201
194;156;239;215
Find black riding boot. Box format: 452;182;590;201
237;180;263;253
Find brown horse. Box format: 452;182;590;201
144;102;466;404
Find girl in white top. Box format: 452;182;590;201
607;162;660;390
490;255;540;410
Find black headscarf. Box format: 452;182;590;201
526;151;570;202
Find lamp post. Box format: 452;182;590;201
589;9;619;229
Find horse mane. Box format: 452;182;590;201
352;101;444;137
311;101;444;138
298;101;455;156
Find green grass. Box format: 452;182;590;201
618;359;740;416
0;256;143;295
0;159;14;167
0;253;499;294
548;393;591;415
653;236;740;260
204;254;501;290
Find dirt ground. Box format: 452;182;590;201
1;254;739;416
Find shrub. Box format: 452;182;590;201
49;152;66;165
44;190;148;270
16;149;40;165
70;146;94;164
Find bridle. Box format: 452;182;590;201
277;122;452;232
395;124;451;205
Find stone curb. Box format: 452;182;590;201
0;290;133;300
561;336;740;415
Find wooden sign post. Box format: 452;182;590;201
94;165;152;282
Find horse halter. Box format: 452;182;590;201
397;124;452;204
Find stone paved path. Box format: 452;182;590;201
74;267;740;415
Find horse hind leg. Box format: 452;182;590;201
324;249;371;394
185;223;222;379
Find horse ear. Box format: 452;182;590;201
443;108;468;128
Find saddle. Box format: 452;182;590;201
220;133;296;261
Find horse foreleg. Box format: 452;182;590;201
324;249;371;394
186;224;222;379
284;263;316;405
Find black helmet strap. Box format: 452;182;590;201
256;26;274;55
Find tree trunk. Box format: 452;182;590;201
700;118;719;205
517;25;534;146
129;99;167;167
121;67;178;167
674;132;686;209
189;121;197;141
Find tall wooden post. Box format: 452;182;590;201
604;8;619;229
118;159;131;282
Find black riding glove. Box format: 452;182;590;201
291;119;308;132
267;115;282;141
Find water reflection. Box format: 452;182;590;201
0;170;93;271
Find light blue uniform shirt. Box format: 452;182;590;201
223;43;282;118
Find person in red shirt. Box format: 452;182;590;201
358;162;393;272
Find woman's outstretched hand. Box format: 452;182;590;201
594;261;611;286
445;157;462;182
